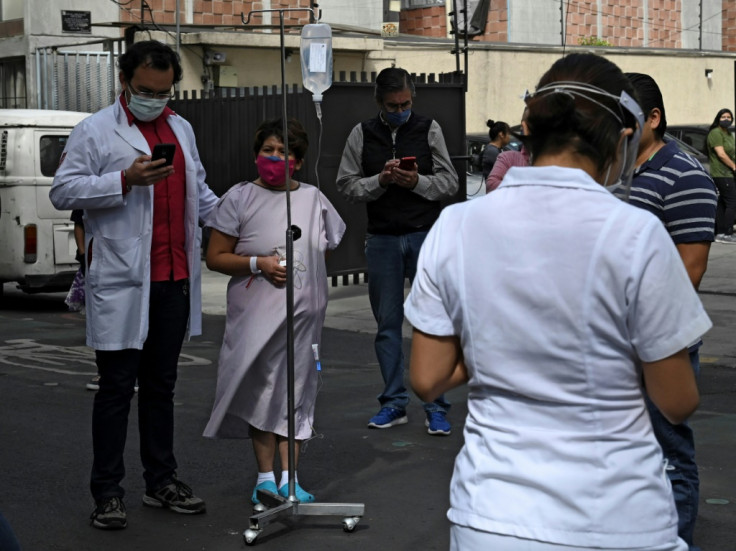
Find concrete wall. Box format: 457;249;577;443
2;0;23;21
357;39;736;131
25;0;120;48
508;0;563;46
320;1;384;32
682;0;721;50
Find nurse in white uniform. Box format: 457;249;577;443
404;53;709;551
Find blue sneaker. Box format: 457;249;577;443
425;411;451;435
278;482;315;503
368;407;408;429
251;480;278;505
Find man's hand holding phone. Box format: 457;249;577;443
393;156;418;190
124;143;177;189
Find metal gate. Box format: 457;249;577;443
34;39;124;113
170;71;468;279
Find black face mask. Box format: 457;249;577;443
719;119;733;128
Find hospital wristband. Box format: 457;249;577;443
250;255;261;275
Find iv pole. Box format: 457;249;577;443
239;8;364;545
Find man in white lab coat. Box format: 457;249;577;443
50;40;218;530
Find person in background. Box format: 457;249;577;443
65;209;86;315
481;119;511;181
706;108;736;243
486;109;530;192
65;209;102;391
405;52;707;551
49;40;217;530
203;118;345;506
625;72;716;551
336;67;458;435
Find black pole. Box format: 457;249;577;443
276;9;297;503
452;0;460;73
463;0;468;92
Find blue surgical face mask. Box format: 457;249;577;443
719;118;733;129
385;109;411;127
127;92;169;122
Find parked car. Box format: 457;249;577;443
668;123;735;161
667;124;711;156
663;131;710;172
0;109;91;297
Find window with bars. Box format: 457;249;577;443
0;57;26;109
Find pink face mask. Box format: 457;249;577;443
256;155;296;187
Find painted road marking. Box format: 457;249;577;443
0;339;210;376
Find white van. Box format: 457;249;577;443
0;109;91;297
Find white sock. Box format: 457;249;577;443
279;470;298;488
257;471;275;485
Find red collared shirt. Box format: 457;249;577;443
121;94;188;282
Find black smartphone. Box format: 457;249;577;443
398;156;416;170
151;143;176;166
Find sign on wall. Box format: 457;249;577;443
61;10;91;34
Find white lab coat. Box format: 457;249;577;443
50;98;218;351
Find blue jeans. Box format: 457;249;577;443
646;348;701;551
365;232;450;414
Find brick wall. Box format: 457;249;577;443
409;0;686;48
475;0;507;43
562;0;681;48
119;0;313;28
400;5;447;38
725;2;736;52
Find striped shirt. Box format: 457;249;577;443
627;141;717;244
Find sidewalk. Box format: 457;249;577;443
201;262;400;335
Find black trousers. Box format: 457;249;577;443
714;176;736;235
90;279;190;502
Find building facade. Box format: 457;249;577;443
0;0;734;131
402;0;736;51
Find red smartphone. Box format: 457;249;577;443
151;143;176;166
398;156;416;170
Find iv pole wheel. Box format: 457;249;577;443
342;516;360;532
252;503;266;513
243;528;260;545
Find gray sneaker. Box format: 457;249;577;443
142;478;206;514
90;496;127;530
715;234;736;244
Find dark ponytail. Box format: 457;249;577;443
487;119;510;141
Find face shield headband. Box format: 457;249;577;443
525;82;644;200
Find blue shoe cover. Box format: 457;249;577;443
251;481;278;504
278;482;315;503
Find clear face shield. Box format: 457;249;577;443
604;90;644;201
525;83;644;201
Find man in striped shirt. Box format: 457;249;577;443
624;73;717;551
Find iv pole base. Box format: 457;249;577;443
243;489;365;545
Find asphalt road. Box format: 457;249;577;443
2;243;736;550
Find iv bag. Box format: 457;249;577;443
300;23;333;102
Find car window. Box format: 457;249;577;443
678;130;707;155
39;135;70;177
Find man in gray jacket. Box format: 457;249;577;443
336;67;458;435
